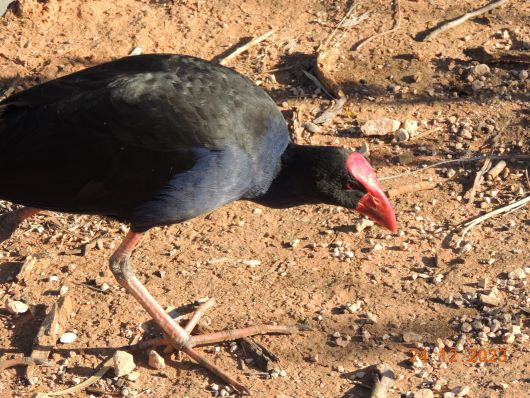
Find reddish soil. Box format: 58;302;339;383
0;1;528;398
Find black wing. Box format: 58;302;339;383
0;54;288;222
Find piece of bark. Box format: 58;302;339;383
25;295;73;380
16;256;38;283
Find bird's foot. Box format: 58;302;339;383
133;298;309;391
142;298;308;349
110;232;308;394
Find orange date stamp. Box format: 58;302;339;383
409;347;508;364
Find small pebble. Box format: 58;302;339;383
403;331;422;343
59;332;77;344
210;383;220;392
373;243;384;251
129;46;143;56
508;268;526;280
303;121;321;134
452;385;471;397
113;351;136;377
473;64;490;76
471;81;484;91
148;350;165;370
395;128;410;142
127;371;141;382
5;299;29;315
414;388;433;398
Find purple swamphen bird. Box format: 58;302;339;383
0;54;397;392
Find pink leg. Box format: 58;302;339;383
109;231;250;394
0;207;41;243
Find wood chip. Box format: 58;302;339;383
25;295;73;380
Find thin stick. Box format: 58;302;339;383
219;30;274;66
370;363;395;398
467;158;492;203
380;154;530;181
185;298;216;334
387;181;437;197
0;357;49;371
45;356;113;397
456;195;530;247
189;324;307;346
353;0;400;52
322;3;358;49
128;324;308;349
301;69;335;99
422;0;509;41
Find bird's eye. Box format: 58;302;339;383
343;182;354;190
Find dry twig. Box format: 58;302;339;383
322;3;359;49
380;154;530;181
0;357;49;371
301;69;335;99
456;195;530;247
353;0;401;52
218;30;274;66
421;0;509;41
44;356;113;397
467;158;492;203
387;181;438;197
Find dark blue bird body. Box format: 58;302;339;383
0;54;289;231
0;54;397;393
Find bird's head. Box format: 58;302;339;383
314;149;397;233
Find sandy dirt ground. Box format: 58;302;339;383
0;1;529;397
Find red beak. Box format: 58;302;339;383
346;152;397;233
355;191;397;233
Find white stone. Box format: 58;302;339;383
148;350;165;370
113;351;136;377
361;118;400;136
59;332;77;344
5;299;29;315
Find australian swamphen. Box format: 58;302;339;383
0;54;396;392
